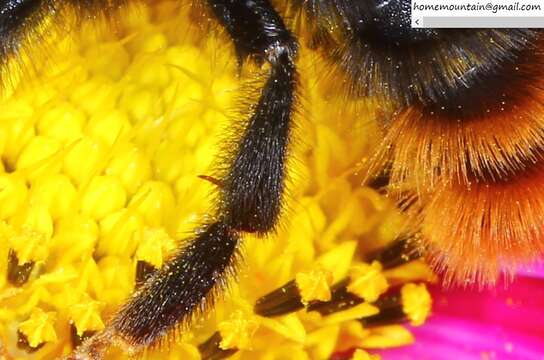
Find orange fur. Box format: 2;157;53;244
420;164;544;285
380;36;544;285
382;39;544;189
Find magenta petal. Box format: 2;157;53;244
375;276;544;359
376;314;544;360
516;262;544;279
430;276;544;335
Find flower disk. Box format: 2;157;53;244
0;1;432;359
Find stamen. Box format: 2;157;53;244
198;331;238;360
217;311;259;351
347;261;389;302
70;323;96;349
17;331;45;353
307;279;362;315
254;237;422;318
365;235;422;269
7;249;34;287
295;267;333;305
254;280;304;317
360;283;431;328
18;309;58;350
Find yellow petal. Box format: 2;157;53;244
259;314;306;344
316;241;357;283
321;303;379;326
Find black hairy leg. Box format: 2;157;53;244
113;222;240;345
69;0;298;358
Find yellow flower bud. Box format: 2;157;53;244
97;209;143;257
0;173;28;219
36;102;86;143
152;142;187;183
10;203;53;263
95;256;134;305
30;174;77;220
260;314;306;344
16;136;62;180
129;181;175;227
316;241;358;283
119;85;163;123
1;100;34;167
86;109;132;147
127;52;171;88
48;56;89;92
80;175;127;220
84;41;130;80
70;76;120;114
127;29;167;54
162;75;202;111
52;214;98;264
69;298;105;336
164;46;204;72
63;136;107;186
105;144;151;194
286;198;326;267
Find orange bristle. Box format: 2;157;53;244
377;34;544;286
420;164;544;286
382;37;544;189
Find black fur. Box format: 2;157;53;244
291;0;534;107
0;0;127;86
0;0;46;59
109;0;299;348
208;0;297;64
221;54;297;233
0;1;42;36
113;222;239;345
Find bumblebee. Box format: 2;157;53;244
0;0;541;358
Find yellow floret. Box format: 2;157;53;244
347;261;389;303
295;267;334;305
19;308;58;348
69;297;105;336
0;173;28;219
401;283;432;326
218;310;260;351
134;227;176;268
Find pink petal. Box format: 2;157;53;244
376;314;544;359
516;262;544;279
375;276;544;359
